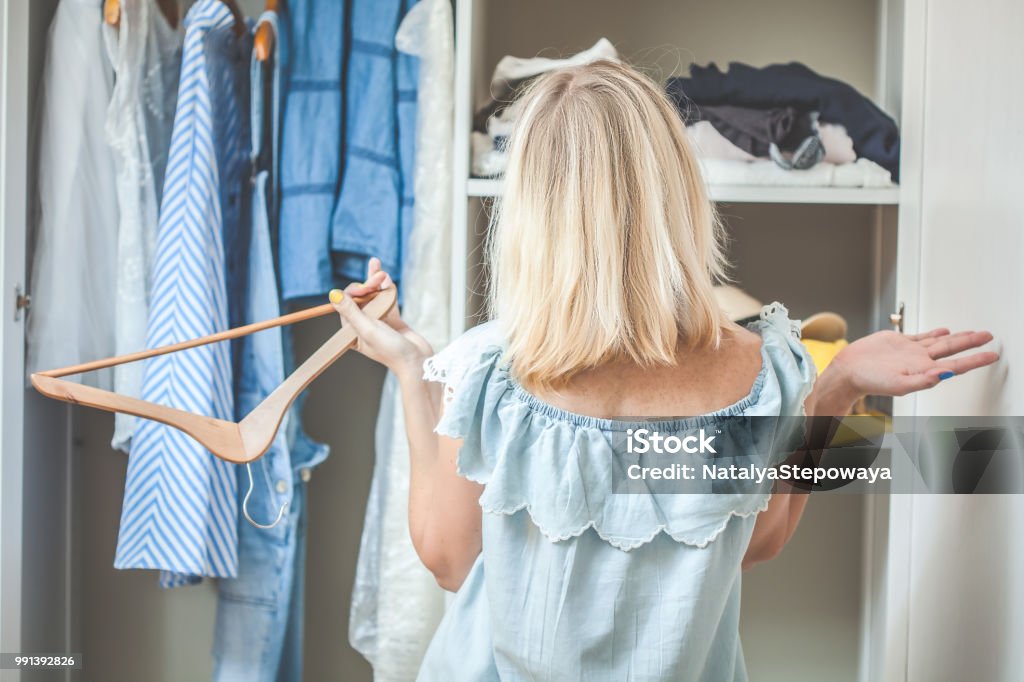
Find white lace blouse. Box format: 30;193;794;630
103;0;182;451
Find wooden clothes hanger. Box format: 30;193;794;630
254;0;280;62
32;288;395;464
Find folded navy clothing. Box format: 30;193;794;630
667;62;900;181
679;103;823;169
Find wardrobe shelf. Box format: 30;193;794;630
466;177;900;205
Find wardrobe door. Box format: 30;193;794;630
2;2;79;681
895;0;1024;679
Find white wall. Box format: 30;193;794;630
903;0;1024;679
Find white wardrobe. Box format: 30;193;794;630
1;1;1021;682
445;1;1022;681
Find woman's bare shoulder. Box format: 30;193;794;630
719;322;763;355
683;322;764;394
537;323;766;418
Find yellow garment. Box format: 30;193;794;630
801;338;848;375
827;413;889;447
801;337;887;423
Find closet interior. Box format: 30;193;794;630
13;0;906;681
450;1;904;681
20;1;382;680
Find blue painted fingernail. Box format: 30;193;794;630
938;371;955;381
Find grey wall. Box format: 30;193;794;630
740;496;865;682
481;0;879;101
723;203;879;338
726;203;874;681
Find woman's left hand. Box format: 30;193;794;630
331;258;433;377
827;327;999;403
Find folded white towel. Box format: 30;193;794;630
471;132;507;177
489;37;619;87
699;158;893;188
471;134;892;188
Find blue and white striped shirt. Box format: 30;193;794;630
115;0;251;588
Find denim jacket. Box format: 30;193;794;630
278;0;418;300
331;0;419;283
213;11;329;681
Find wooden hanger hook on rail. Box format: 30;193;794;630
104;0;181;30
105;1;244;36
31;288;397;464
254;0;280;62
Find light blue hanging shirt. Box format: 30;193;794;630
115;0;251;588
416;303;817;681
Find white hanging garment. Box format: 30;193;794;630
27;0;120;389
349;0;454;678
103;0;183;452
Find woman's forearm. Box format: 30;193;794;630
777;368;862;540
806;364;862;419
393;354;445;547
393;355;484;590
744;366;861;568
394;353;444;471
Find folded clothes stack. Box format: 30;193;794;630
472;38;619;177
669;61;901;187
471;51;900;189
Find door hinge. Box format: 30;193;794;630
14;285;31;322
890;301;905;333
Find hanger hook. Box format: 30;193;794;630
242;462;288;529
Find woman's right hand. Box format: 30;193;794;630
331;258;433;378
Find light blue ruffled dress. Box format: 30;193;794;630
417;303;817;681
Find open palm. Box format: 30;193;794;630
830;327;998;398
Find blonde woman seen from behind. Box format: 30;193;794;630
332;61;997;681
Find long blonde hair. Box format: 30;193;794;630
486;60;730;390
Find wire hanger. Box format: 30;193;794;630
31;288;396;463
254;0;279;62
243;459;288;529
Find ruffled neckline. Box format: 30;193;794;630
503;344;769;433
423;302;817;551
